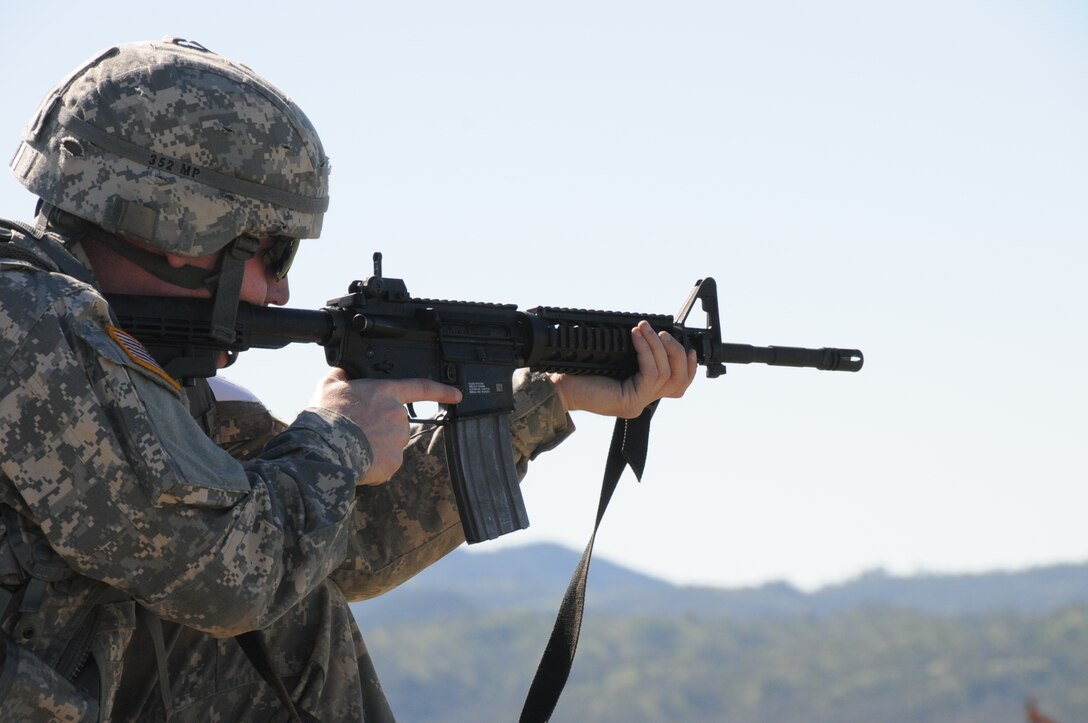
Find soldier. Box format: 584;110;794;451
0;39;695;721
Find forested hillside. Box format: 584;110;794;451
352;546;1088;722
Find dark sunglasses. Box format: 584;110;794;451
262;236;300;280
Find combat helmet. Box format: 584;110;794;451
10;37;330;343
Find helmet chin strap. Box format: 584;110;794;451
207;235;259;342
39;202;258;344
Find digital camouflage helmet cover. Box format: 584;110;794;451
10;37;330;258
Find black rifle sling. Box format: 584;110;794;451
520;401;658;723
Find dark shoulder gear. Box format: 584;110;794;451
0;222;53;270
0;217;98;289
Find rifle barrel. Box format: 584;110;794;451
716;343;863;371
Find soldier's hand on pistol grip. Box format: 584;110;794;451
310;369;463;485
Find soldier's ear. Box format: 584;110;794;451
163;250;221;270
164;252;190;269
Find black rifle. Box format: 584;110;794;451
107;253;862;543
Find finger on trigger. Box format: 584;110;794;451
396;378;464;405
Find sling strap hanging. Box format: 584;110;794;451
519;401;658;723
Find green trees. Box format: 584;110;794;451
362;601;1088;721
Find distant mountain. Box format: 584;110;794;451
811;563;1088;616
354;543;674;624
351;543;1088;626
350;547;1088;723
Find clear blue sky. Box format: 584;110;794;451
2;1;1085;589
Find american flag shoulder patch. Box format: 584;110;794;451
106;325;182;392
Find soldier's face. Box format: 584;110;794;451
159;237;291;307
239;237;291;307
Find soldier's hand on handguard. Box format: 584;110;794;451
550;320;698;419
310;370;463;485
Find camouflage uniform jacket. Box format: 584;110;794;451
0;225;574;720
